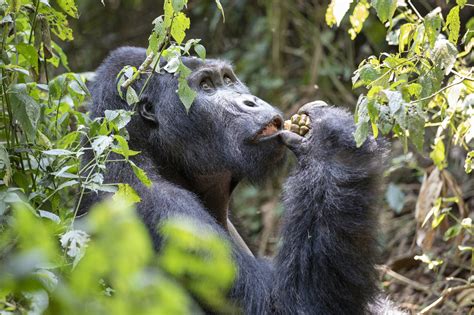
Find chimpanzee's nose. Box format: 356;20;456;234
236;94;274;112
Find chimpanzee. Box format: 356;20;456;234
81;46;397;314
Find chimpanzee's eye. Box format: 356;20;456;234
223;74;233;85
200;78;214;91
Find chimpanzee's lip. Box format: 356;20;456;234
252;116;284;142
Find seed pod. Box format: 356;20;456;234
300;114;311;126
284;120;292;131
290;114;301;124
290;124;300;133
38;15;52;59
299;126;310;136
298;114;307;125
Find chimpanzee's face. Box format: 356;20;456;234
143;57;286;181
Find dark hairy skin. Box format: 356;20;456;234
81;46;387;314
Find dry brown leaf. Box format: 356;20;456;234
415;168;444;249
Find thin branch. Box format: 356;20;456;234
408;0;423;21
377;265;431;292
419;284;474;314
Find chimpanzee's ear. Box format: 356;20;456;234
138;99;158;125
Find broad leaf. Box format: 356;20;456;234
445;5;460;44
431;38;458;75
56;0;79;18
9;85;40;141
371;0;397;23
424;8;442;48
171;12;190;44
130;161;152;187
325;0;353;27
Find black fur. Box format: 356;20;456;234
81;47;386;314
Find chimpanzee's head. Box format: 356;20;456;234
91;47;286;182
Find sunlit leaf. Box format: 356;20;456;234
431;38;458;75
177;61;197;112
371;0;397;23
194;44;206;59
348;0;369;39
130;161;152;187
171;12;190;45
214;0;225;22
445;5;460;44
325;0;353;27
56;0;79;18
113;184;141;205
430;138;447;170
424;8;442;48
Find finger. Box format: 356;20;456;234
279;130;306;156
297;100;329;114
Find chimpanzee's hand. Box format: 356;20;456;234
280;101;383;166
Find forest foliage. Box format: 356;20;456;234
0;0;473;314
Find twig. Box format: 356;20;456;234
120;52;155;90
408;0;423;21
418;283;474;314
377;265;431;292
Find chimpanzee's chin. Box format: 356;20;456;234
243;145;287;183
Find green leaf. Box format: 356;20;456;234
177;62;197;112
325;0;353;27
424;8;442;48
126;87;139;106
430;138;447;170
16;43;39;73
214;0;225;22
371;0;397;23
0;143;12;185
147;16;166;55
445;5;460;45
348;0;370;39
419;67;444;99
39;6;73;41
406;107;425;151
431;38;458;75
383;90;403;114
91;135;113;156
403;83;422;99
353;63;381;87
443;224;461;241
465;151;474;173
398;23;416;52
130;161;152;187
56;0;79;18
432;212;446;229
194;44;206;59
354;96;370;147
113;184;141;205
105;110;133;130
9;85;40;141
456;0;467;6
171;0;187;12
43;149;74;156
113;135;140;159
171;12;190;45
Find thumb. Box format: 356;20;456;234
279;131;307;156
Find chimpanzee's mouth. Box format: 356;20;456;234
253;116;283;141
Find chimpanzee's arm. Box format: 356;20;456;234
273;104;385;314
